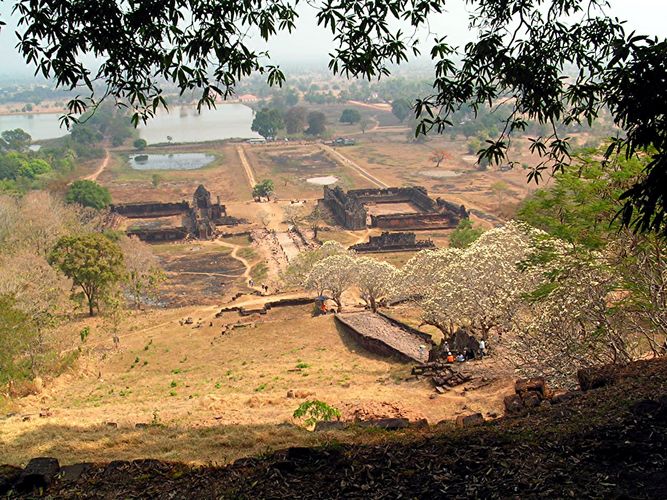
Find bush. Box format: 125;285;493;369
65;180;112;209
293;400;341;427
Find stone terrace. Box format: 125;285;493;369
336;311;433;363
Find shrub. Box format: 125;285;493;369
293;400;341;428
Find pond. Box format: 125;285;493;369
306;175;339;185
0;103;261;144
129;153;215;170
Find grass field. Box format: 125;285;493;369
1;305;511;466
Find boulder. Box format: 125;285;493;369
314;420;346;432
15;457;60;493
577;365;619;391
0;465;22;496
356;418;410;430
504;394;524;414
515;377;546;398
455;413;484;428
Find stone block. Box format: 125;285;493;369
577;365;619;391
356;418;410;430
0;465;22;495
314;421;346;432
455;413;484;428
59;463;92;483
16;457;60;493
550;390;577;405
515;377;546;398
504;394;524;414
521;391;542;408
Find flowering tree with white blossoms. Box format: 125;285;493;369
283;240;350;286
394;247;463;304
402;221;545;339
509;248;635;387
355;257;398;312
304;254;357;311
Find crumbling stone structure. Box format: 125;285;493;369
350;231;436;253
110;201;189;218
322;186;367;230
322;186;468;231
112;184;238;242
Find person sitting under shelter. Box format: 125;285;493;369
446;352;455;363
456;353;465;362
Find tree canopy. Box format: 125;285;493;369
65;180;112;209
2;0;665;234
253;179;275;199
340;108;361;124
306;111;327;135
251;108;284;139
48;233;125;316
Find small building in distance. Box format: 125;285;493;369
237;93;259;103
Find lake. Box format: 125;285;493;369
129;153;215;170
0;103;260;144
138;104;261;144
0;112;67;141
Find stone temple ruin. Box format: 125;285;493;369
350;231;436;253
111;185;239;241
322;186;468;230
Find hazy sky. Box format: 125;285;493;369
0;0;665;80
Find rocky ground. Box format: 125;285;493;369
2;358;666;499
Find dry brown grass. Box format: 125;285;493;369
1;305;512;466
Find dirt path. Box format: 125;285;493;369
348;228;371;245
166;271;244;279
84;149;110;181
236;145;257;188
214;240;253;280
275;232;300;262
319;144;389;189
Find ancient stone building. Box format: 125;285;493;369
322;186;367;230
189;184;231;239
350;231;436;253
322;186;468;231
111;184;238;242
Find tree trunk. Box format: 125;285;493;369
370;296;377;313
334;296;342;312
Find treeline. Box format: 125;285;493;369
251;106;329;138
0;129;76;194
0;102;137;194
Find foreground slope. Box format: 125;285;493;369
3;358;666;498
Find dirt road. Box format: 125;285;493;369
84;149;110;181
236;145;257;188
319;144;389;189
